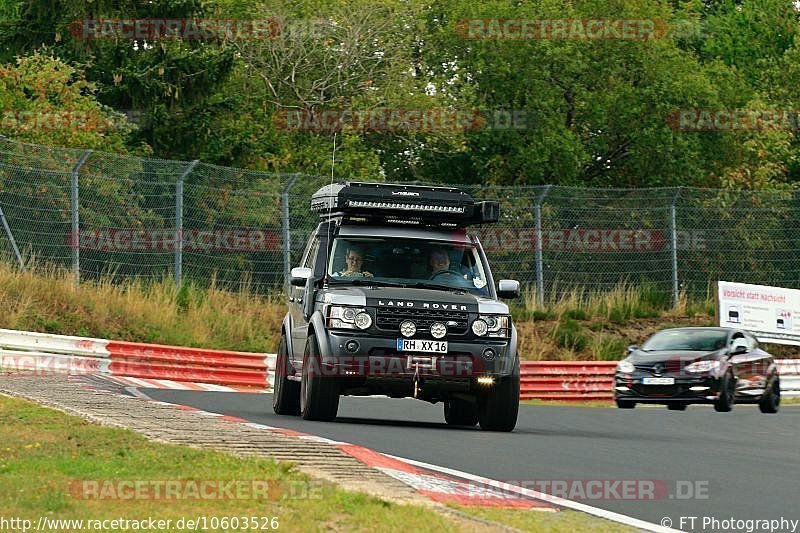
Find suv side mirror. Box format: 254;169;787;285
497;279;520;299
627;345;638;354
290;267;312;287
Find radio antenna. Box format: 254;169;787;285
323;132;337;287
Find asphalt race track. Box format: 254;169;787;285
139;390;799;527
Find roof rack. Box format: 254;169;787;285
311;181;499;226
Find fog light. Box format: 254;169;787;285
615;386;629;391
482;348;496;361
345;340;360;353
690;386;710;391
477;376;495;386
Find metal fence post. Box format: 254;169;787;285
71;150;92;286
670;187;683;308
0;204;24;271
534;185;552;307
281;174;300;292
175;160;199;287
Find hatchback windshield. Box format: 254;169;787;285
641;329;729;352
326;237;490;296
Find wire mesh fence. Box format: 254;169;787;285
1;136;799;302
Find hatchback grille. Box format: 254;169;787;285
634;360;683;374
375;307;469;334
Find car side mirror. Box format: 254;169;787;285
627;345;638;354
730;344;748;356
497;279;520;299
290;267;312;287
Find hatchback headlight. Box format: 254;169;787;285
684;360;721;373
477;314;510;337
617;360;635;373
328;306;371;330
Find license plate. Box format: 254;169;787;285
642;377;675;385
396;339;448;353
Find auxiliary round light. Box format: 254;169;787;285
430;322;447;339
354;312;372;330
472;319;488;337
400;320;417;337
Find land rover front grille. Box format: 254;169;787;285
375;307;469;334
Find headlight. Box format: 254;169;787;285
617;360;635;373
685;360;721;373
328;306;371;330
477;314;510;337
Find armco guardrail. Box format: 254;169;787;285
521;361;616;401
0;328;272;389
1;328;798;400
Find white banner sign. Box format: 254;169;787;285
718;281;800;346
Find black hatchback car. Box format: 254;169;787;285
614;327;780;413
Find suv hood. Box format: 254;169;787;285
322;286;506;314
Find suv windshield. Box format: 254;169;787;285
327;236;491;297
641;330;729;352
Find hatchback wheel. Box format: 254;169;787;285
759;380;780;414
714;374;735;413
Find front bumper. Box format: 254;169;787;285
614;373;725;403
323;330;515;380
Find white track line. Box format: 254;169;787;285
119;376;157;388
383;453;684;533
124;387;152;400
152;379;190;389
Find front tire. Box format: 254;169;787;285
272;333;300;416
477;358;520;432
444;397;478;426
714;373;735;412
300;334;340;421
759;379;780;414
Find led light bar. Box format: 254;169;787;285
311;181;499;226
348;200;466;213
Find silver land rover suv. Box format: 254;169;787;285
273;181;521;431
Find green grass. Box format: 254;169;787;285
0;394;463;532
550;318;589;353
0;261;284;352
450;505;636;532
522;281;714;322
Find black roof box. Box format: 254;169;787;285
310;181;499;226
